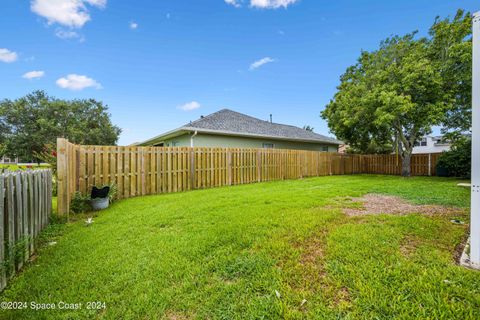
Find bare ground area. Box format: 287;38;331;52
342;194;463;217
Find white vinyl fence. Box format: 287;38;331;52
0;169;52;291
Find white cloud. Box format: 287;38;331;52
249;57;275;70
55;28;83;40
56;74;102;90
250;0;299;9
177;101;201;111
30;0;106;28
226;0;298;9
0;48;18;63
84;0;105;5
22;71;45;79
225;0;241;8
129;21;138;30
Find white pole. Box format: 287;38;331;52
428;153;432;176
471;11;480;267
190;130;198;147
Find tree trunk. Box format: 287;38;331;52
401;152;412;177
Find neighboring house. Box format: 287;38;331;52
338;144;348;154
0;156;18;164
138;109;342;152
412;135;451;154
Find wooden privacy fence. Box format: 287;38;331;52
57;138;442;215
0;169;52;291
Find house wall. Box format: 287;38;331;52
0;156;18;164
412;136;451;154
163;133;338;152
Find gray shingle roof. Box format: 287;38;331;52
180;109;341;144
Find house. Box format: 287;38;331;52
338;144;348;154
0;156;18;164
412;135;452;154
138;109;342;152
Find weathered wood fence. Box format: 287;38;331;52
57;138;441;215
0;169;52;291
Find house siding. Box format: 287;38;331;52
164;133;338;152
412;136;451;154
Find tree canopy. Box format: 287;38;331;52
429;10;472;138
322;9;472;176
0;91;121;161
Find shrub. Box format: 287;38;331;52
70;183;118;214
436;138;471;178
70;192;91;214
108;183;118;203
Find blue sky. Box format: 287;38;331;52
1;0;478;145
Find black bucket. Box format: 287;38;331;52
90;186;110;211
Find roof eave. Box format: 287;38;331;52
182;126;342;145
137;128;192;146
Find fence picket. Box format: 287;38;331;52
0;175;5;290
6;174;15;279
0;169;51;292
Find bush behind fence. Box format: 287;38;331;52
57;138;441;215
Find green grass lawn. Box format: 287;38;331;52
1;175;478;319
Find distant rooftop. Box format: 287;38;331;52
140;109;342;145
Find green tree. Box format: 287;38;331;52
322;10;473;176
0;122;8;159
429;10;472;139
0;91;121;162
322;33;449;176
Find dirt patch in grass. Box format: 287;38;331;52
400;236;421;257
343;194;460;217
332;286;351;308
299;234;326;266
164;311;190;320
287;224;353;312
288;235;328;293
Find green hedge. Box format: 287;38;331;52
0;164;51;171
436;138;471;178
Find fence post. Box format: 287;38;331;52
428;153;432;176
227;149;232;186
256;150;261;182
329;154;333;175
300;151;304;179
470;11;480;267
190;148;195;190
57;138;69;216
